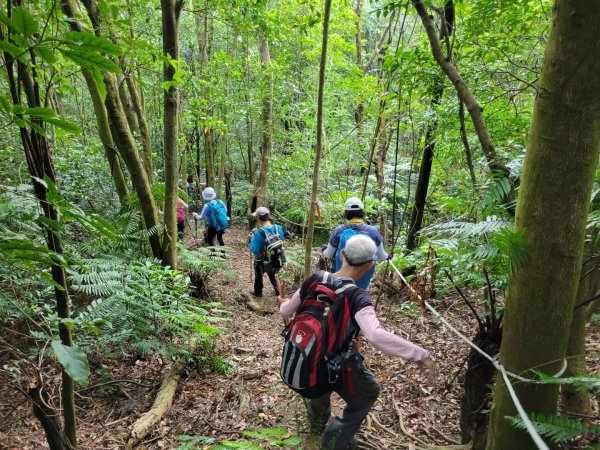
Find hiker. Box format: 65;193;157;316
176;196;188;240
322;196;390;289
279;234;435;450
249;206;285;298
193;187;229;246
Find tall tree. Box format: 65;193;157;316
486;1;600;448
406;1;454;251
250;29;273;212
304;0;332;278
161;0;184;268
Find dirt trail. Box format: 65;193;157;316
0;224;486;449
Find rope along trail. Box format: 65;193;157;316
388;260;560;450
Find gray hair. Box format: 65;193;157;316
342;235;376;266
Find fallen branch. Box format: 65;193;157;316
125;338;197;449
391;397;429;448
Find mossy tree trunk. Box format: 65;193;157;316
161;0;183;268
61;0;129;206
486;2;600;449
79;0;163;260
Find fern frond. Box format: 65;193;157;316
506;412;600;443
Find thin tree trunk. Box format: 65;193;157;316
459;97;477;188
118;72;139;134
126;72;153;183
79;0;163;259
3;40;78;449
161;0;183;268
406;2;453;251
486;2;600;448
354;0;363;125
251;29;273;212
60;0;129;205
412;0;507;176
304;0;332;278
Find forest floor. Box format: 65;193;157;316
1;224;599;450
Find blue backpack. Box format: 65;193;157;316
334;225;369;271
334;225;375;289
207;201;229;232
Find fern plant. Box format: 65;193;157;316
506;413;600;444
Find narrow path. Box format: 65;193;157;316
167;224;466;449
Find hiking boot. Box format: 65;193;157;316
250;292;262;298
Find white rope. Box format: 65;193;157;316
500;366;551;450
387;260;564;450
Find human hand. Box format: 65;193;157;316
416;357;435;384
278;296;287;306
386;252;393;261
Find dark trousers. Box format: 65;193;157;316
306;354;381;449
206;227;225;246
253;261;280;296
177;220;184;240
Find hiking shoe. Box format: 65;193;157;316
250;292;262;298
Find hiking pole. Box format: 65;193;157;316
275;273;291;327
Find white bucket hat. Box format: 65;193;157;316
202;187;216;201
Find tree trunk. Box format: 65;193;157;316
354;0;363;125
304;0;332;278
486;2;600;449
561;237;599;416
126;72;154;183
459;97;477;188
161;0;183;268
60;0;129;205
250;29;273;212
118;72;139;134
104;73;163;258
79;0;163;259
406;2;453;251
412;0;507;176
3;36;78;447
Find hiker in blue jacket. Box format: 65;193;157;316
193;187;229;247
249;207;284;297
322;197;390;289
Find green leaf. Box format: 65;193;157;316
51;341;90;388
64;31;122;56
43;117;80;133
61;49;120;73
0;95;11;113
0;40;22;58
33;44;57;65
11;7;39;38
26;107;57;120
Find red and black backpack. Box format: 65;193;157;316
280;271;359;399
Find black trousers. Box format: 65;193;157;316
307;354;381;449
253;261;280;296
205;227;225;246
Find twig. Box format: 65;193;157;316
430;425;461;445
443;269;485;332
196;413;240;434
391;396;430;448
82;379;155;391
369;412;400;438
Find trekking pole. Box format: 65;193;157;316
275;273;291;327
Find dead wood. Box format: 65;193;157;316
125;339;197;449
238;292;269;314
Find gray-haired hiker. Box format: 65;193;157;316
279;235;435;449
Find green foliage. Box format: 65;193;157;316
51;341;90;388
175;428;301;449
506;413;600;444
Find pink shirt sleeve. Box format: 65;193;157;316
355;306;429;362
280;289;301;319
